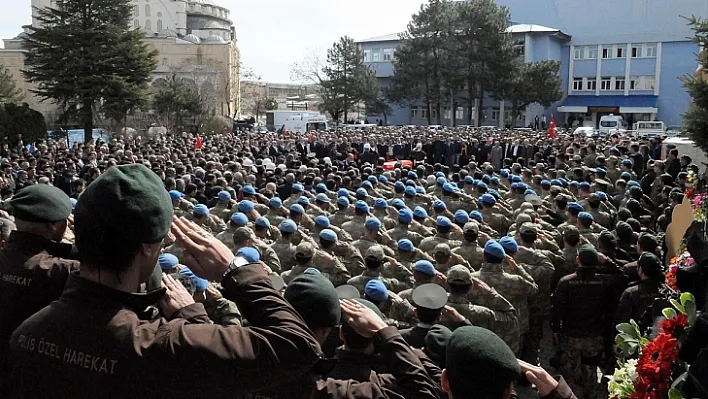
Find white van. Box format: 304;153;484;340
634;121;666;138
599;114;627;135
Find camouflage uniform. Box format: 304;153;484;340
453;241;485;271
329;211;352;227
310;249;351;286
281;265;309;285
271;237;297;272
341;217;367;239
588;208;612;229
372;211;397;230
419;233;461;255
264;210;286;228
253;241;282;274
559;336;605;399
446;291;519;352
480;209;510;236
210;202;233;222
387;224;425;247
215;227;237;251
333;242;365;276
351;236;395;260
346;269;408;294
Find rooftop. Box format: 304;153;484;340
505;24;570;39
356;33;402;43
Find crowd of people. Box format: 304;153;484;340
0;124;702;398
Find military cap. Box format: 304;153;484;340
355;200;370;213
285;271;340;328
519;222;537;235
596;191;608;201
398;208;413;224
356;188;368;197
414;260;436;276
499;236;518;254
318;228;337;243
437;177;447;185
295;242;316;258
254;216;270;228
218;191;232;201
447;265;473;285
364;280;389;303
425;325;452;366
436;216;452;228
464;176;475;184
550;179;562;186
511;175;522;183
567;202;585;212
279;219;298;233
578;212;594;221
229;212;248;226
626;180;641;188
365;217;382;231
638;252;661;275
525;194;543;206
335;284;361;300
365;245;386;261
314;215;330;228
374;198;388;209
490;177;500;185
158;253;179;271
477;182;488;191
236;246;260;263
433;200;447;210
412;283;447;310
397;238;415;253
620;172;632;181
446;326;521;393
297;196;310;206
463;222;479;234
469;211;483;222
435;243;452;256
540;180;551;187
406;180;417;187
510;182;522;190
338;188;350;197
69;198;78;210
563;226;581;241
409;171;419;179
413;207;428;218
416;187;426;194
238;200;255;213
391;198;406;209
454;210;469;224
405;186;417;196
292;183;304;192
443;182;458;193
638;233;659;250
524;189;537;197
480;194;496;206
484;240;506;258
179;268;209;292
269;275;286;291
379;176;388;183
577;244;599;266
621;159;633;167
242;185;256;195
337;197;350;207
394;181;405;191
269;197;283;208
315;193;330;203
168;190;184;201
362;181;373;190
316;183;328;192
9;184;71;223
290;204;305;215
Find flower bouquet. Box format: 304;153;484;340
609;293;698;399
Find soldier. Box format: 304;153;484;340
419;216;462;254
282;183;306;208
433;243;470;274
452;222;485;271
264;197;287;228
313;229;352;287
393;238;433;274
372;198;397;230
552;244;613;399
312;193;334;216
281;242;318;284
351;217;395;258
312;215;351;242
169;190;190;218
236;200;261;223
253;216;280;244
387;208;425;247
411;207;436;236
210;190;234;222
577;212;601;247
469;210;498;240
329;197;353;226
215;212;249;250
346;245;408;294
272;219;299;272
232;227;281;274
400;283;449;348
341;200;370;239
586;194;612;229
479;194;510;236
191;204;227;234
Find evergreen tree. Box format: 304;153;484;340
0;66;23;104
684;17;708;153
23;0;157;143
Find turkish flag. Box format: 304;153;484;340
547;115;556;139
195;135;203;150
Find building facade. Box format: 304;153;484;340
357;0;708;128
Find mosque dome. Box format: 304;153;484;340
203;35;225;43
183;34;201;44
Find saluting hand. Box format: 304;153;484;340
160;274;196;318
340;299;388;338
171;216;234;281
518;360;560;397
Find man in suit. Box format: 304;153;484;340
399;283;448;348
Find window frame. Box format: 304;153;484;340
491;109;499;121
382;48;393;61
574;47;585;60
587;46;598;59
586;78;597;91
372;49;381;62
645;43;657;58
615;45;624;58
572;78;583;91
631;45;642;58
602;48;610;59
615;77;625;91
600;77;612;91
363;49;371;62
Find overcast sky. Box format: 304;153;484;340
0;0;426;83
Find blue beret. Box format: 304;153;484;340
406;179;416;187
620;172;631;180
491;177;500;185
416;187;425;194
569;181;579;187
408;172;418;179
596;191;608;200
567;202;584;212
238;200;254;213
488;189;500;199
255;216;270;228
480;194;496;205
595;168;607;174
540;180;551;187
269;197;283;208
297;196;310;206
469;211;483;222
511;175;522;183
290;204;305;214
292;184;304;192
337;197;350;207
578;212;594;221
627;181;640;188
477;182;488;190
413;207;428;218
621;159;633;166
510;182;521;190
315;193;330;203
218;190;232;201
398;208;413;223
316;183;327;192
368;176;378;184
379;175;388;183
437;177;447;186
362;181;373;190
242;185;256;195
579;182;591;190
500;170;509;178
356;188;368;197
337;188;350;198
436;172;445;178
392;199;406;209
319;228;338;242
158;253;179;271
550;179;561;186
230;212;248;226
454;210;469;224
315;215;330;228
524;189;537;196
433;200;447;210
70;198;78;210
179;268;209;292
481;175;491;184
394;181;405;190
374;198;388;209
355;200;370;213
365;217;382;231
365;280;389;302
414;260;436;276
398;238;415;252
193;204;209;217
169;190;184;201
443;183;458;193
279;219;298;233
405;186;417;196
464;176;475;184
436;216;452;227
499;236;518;254
484;240;506;258
236;247;261;263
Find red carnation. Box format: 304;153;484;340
660;313;688;337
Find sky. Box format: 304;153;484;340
0;0;426;83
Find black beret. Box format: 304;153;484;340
425;324;452;367
9;185;71;223
577;244;599;266
284;270;340;328
446;326;520;393
75;164;172;243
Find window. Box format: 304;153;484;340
157;12;162;17
443;108;451;120
189;4;194;11
630;77;640;90
586;78;597;91
133;5;138;17
456;107;464;120
616;46;624;58
363;49;370;62
574;47;584;59
420;108;428;119
491;109;499;121
644;76;656;90
145;19;151;30
372;49;380;62
601;77;612;90
631;45;642;58
410;107;419;119
431;108;438;120
602;48;610;59
513;40;525;57
573;78;583;91
156;19;162;31
615;78;625;90
645;43;657;57
145;5;150;17
588;46;598;59
134;19;139;28
382;48;393;61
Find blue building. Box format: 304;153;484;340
356;0;708;128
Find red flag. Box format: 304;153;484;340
195;135;203;150
547;115;556;139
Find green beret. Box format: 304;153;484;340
577;243;599;266
425;324;452;366
9;185;71;223
351;298;384;321
284;270;340;328
75;164;172;243
446;326;520;394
